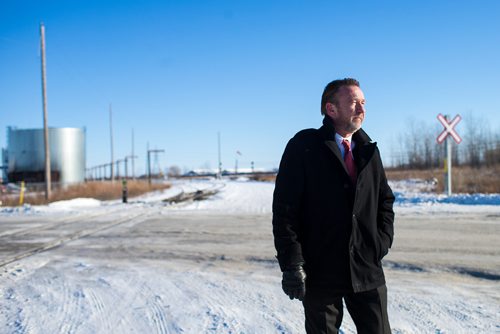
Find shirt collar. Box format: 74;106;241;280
335;133;356;157
335;133;353;146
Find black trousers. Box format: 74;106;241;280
302;285;391;334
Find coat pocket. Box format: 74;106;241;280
376;231;389;261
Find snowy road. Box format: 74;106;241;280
0;180;499;333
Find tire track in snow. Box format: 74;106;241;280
126;281;172;334
53;265;140;334
147;294;170;334
82;269;175;333
388;279;500;333
3;287;31;334
59;282;85;333
136;280;188;334
168;270;303;333
177;272;281;333
4;265;59;333
0;211;158;333
97;274;142;333
86;287;115;333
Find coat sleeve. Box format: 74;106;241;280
376;151;395;258
272;136;305;271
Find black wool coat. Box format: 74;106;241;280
272;117;395;293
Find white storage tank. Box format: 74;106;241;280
6;127;86;185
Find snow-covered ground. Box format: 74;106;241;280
0;178;499;333
2;178;499;216
390;179;500;213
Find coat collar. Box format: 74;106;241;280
320;116;377;173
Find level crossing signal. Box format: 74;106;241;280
437;114;462;144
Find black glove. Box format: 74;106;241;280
282;266;306;301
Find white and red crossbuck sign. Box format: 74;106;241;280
437;113;462;144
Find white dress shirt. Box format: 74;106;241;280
335;133;355;160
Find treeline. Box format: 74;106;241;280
391;114;500;169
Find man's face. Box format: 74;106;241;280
325;85;366;136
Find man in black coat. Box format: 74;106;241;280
272;78;395;333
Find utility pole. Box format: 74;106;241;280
217;132;222;179
235;150;241;175
131;128;135;179
125;155;138;179
116;159;124;179
40;22;51;200
124;157;128;179
147;148;165;185
109;104;115;182
106;164;111;180
146;142;149;182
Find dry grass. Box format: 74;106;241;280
250;165;499;194
2;165;498;207
386;165;500;193
385;169;438;181
250;174;278;182
1;180;171;207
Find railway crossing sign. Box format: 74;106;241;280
437;113;462;144
436;113;462;196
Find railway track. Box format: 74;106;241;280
0;206;126;239
0;181;223;269
0;206;159;268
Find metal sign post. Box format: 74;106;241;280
444;136;452;195
436;114;462;196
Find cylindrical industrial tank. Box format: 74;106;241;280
7;127;86;184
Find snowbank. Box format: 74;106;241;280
1;178;499;216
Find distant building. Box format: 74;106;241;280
4;127;86;185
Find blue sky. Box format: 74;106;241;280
1;0;499;175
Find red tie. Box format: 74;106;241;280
342;140;357;184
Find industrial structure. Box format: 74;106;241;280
2;127;86;185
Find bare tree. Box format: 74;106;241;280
484;132;500;166
462;113;483;167
167;165;182;178
392;114;499;169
